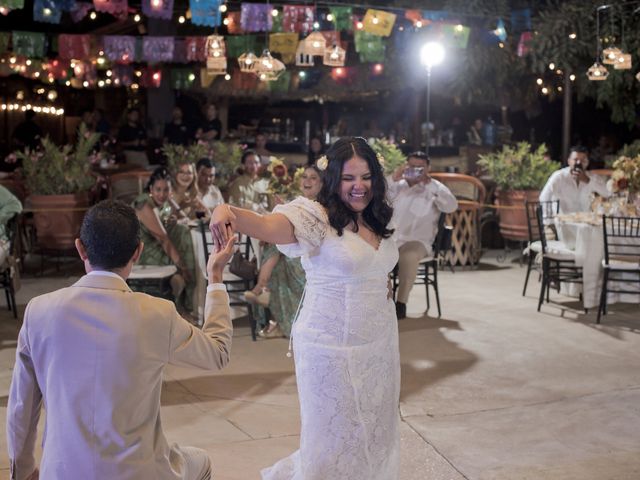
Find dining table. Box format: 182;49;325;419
554;212;640;309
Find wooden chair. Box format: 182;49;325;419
597;215;640;323
522;200;559;296
198;219;259;340
1;214;21;319
431;173;486;266
536;205;583;311
392;213;452;318
108;170;152;204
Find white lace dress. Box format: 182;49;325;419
261;197;400;480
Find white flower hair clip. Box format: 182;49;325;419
316;155;329;171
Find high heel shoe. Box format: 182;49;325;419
259;321;284;338
244;288;271;307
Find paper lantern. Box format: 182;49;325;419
206;35;226;59
254;49;285;81
238;51;257;73
602;46;622;65
587;62;608;81
613;53;631;70
303;32;326;56
206;56;227;75
323;44;346;67
295;42;314;66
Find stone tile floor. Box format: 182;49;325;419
1;252;639;479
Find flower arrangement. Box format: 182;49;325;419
370;138;405;175
15;123;100;195
607;156;640;194
477;142;560;191
162;140;242;189
266;157;302;199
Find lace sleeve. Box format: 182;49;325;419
273;196;328;257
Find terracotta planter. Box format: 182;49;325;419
496;190;539;241
28;192;90;250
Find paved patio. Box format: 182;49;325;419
1;252;639;479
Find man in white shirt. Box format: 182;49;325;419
196;158;225;211
387;151;458;319
539;145;610;213
7;201;235;480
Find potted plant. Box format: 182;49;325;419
16;124;100;250
478;142;559;241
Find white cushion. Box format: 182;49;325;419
543;240;576;261
527;240;542;253
602;258;640;271
129;264;177;279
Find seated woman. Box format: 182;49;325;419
133;167;197;318
244;164;324;338
172;161;209;220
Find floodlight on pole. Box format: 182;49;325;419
420;42;445;154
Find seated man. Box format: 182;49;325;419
7;200;235;480
387;151;458;319
196;158;225;210
0;185;22;267
539;145;610;214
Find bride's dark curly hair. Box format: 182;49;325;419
316;137;394;238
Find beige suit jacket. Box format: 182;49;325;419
7;273;232;480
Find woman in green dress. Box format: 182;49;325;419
244;165;323;337
132;167;197;317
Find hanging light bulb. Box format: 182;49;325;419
602;46;622;65
614;53;632;70
178;15;185;23
134;13;141;22
238;52;257;73
587;62;609;81
326;13;333;22
271;8;278;17
219;3;227;12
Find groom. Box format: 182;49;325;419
7;201;235;480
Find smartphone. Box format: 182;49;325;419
403;167;424;179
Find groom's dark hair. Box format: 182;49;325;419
80;200;140;270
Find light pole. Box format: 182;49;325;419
420;42;444;155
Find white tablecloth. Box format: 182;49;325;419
555;219;640;309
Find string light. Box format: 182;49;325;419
416;20;423;28
569;33;577;39
356;21;364;29
224;73;231;80
372;15;379;25
569;74;576;81
326;13;333;21
271;8;278;16
536;78;543;85
89;11;97;20
548;62;555;70
178;15;185;23
541;87;549;94
2;103;64;115
219;3;227;12
25;59;32;66
134;13;141;22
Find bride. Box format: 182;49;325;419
210;137;400;479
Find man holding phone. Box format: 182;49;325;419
387;151;458;319
540;145;610;214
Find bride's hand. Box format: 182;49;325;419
210;204;236;250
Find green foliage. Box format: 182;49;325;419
477;142;560;191
616;140;640;161
370;139;406;175
16;123;100;195
162;142;212;173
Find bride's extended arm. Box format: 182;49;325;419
210;204;295;249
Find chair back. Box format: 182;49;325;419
526;200;559;242
535;205;550;255
109;170;152;204
430;173;486;207
602;215;640;265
